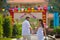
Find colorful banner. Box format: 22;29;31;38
54;12;59;28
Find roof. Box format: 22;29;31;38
7;0;46;3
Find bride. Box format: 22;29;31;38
36;19;46;40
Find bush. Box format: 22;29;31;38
0;14;3;38
16;23;22;38
12;22;22;38
0;38;11;40
3;16;13;37
56;27;60;34
52;26;60;35
12;24;17;37
49;19;54;28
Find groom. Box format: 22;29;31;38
22;17;32;40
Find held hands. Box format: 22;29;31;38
30;27;38;34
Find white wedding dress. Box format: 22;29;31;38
37;27;44;40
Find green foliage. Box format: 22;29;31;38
0;0;4;8
30;18;37;29
49;19;54;28
16;23;22;38
0;38;11;40
3;16;13;37
48;0;60;14
53;28;56;34
12;24;17;37
0;14;3;38
0;0;7;8
53;26;60;34
12;22;22;38
56;27;60;34
0;0;7;13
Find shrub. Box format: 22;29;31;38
49;19;54;28
12;22;22;38
12;24;17;37
3;16;13;37
53;26;60;35
56;27;60;34
0;38;11;40
0;14;3;38
16;24;22;38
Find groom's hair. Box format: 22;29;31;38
26;17;30;19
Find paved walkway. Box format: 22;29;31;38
12;35;60;40
12;34;38;40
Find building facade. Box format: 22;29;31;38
7;0;48;7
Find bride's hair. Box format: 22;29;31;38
39;19;44;28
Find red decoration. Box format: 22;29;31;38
28;8;31;10
14;7;18;12
28;7;31;12
38;7;40;10
9;8;14;24
42;10;46;27
43;6;47;12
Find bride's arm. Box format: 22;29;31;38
43;28;46;36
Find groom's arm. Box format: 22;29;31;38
30;27;33;33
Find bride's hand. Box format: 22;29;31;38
31;30;34;34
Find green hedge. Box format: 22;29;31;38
0;14;3;38
12;22;22;38
52;26;60;34
49;19;54;28
56;27;60;34
3;16;13;37
0;14;22;38
0;38;11;40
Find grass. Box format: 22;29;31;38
0;38;11;40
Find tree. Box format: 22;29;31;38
0;0;7;12
48;0;60;26
48;0;60;15
0;0;5;8
3;16;13;37
0;14;3;38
